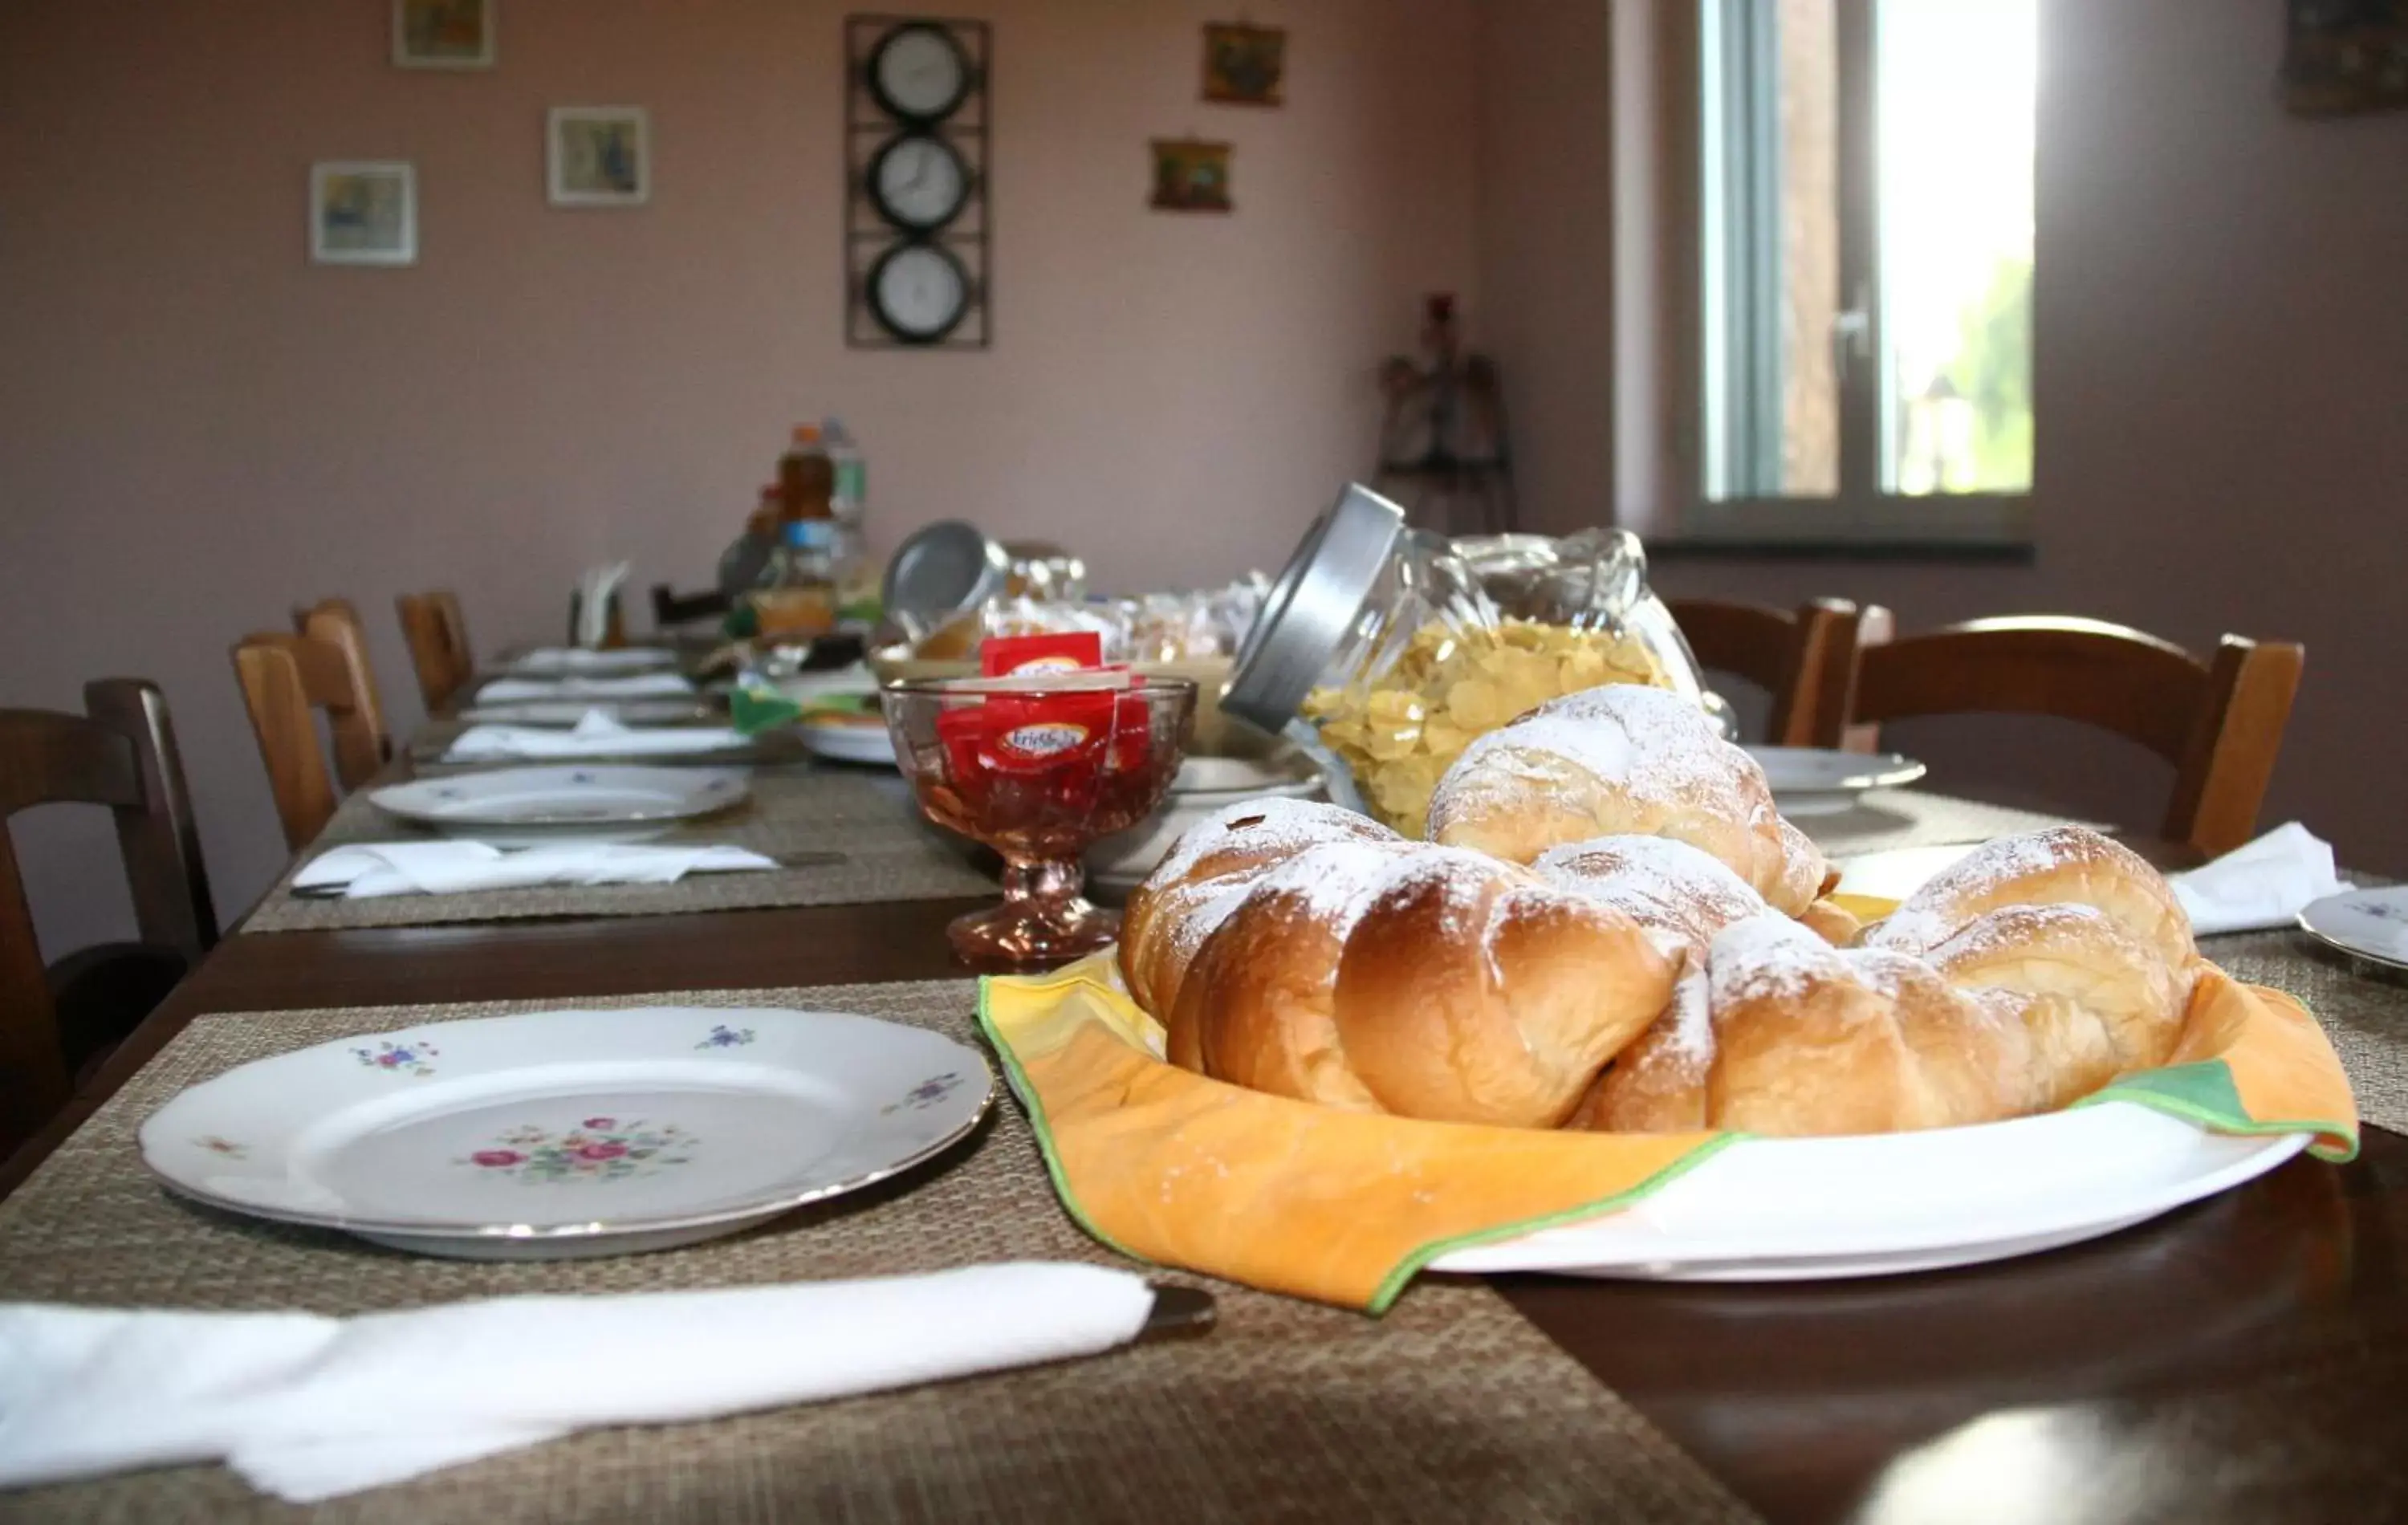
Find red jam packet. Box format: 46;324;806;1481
938;636;1156;809
981;632;1103;678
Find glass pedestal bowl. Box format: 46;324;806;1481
882;676;1197;971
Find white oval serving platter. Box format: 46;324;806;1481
1426;1102;2307;1282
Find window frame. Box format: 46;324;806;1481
1666;0;2034;552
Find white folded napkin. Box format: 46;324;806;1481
443;709;746;762
0;1263;1155;1502
503;646;673;677
574;561;630;649
2168;821;2346;935
475;671;697;702
292;840;773;898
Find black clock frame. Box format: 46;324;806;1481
866;129;974;234
866;239;973;346
865;20;975;124
846;14;990;352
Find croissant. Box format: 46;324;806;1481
1534;833;1863;954
1426;684;1828;914
1144;836;1680;1128
1580;828;2199;1136
1119;797;1401;1019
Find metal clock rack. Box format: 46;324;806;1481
844;13;991;350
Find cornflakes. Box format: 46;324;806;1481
1302;618;1669;836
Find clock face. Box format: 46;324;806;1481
869;133;970;232
869;243;970;344
870;24;971;123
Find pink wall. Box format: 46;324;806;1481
0;0;1481;950
1481;0;2408;869
1474;0;1616;535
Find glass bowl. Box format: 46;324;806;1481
882;676;1197;971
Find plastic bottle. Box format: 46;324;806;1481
716;484;782;600
750;451;840;636
822;417;866;525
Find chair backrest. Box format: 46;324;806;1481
1666;597;1865;746
1824;615;2305;856
231;632;387;851
291;599;393;786
397;590;475;712
0;679;216;1151
652;583;731;628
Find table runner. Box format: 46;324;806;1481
0;982;1752;1525
240;767;996;933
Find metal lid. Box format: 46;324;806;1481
882;520;1008;635
1222;483;1406;731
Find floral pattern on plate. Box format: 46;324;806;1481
460;1117;694;1183
882;1072;965;1115
353;1039;441;1077
695;1024;756;1050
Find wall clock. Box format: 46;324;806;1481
846;15;990;350
868;132;970;232
868;22;973;123
868;242;971;342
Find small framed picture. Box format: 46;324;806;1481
393;0;495;70
1202;22;1286;107
310;162;417;266
1150;138;1233;214
548;108;651;207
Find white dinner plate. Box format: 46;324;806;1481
2298;886;2408;971
1747;746;1928;817
1088;753;1330;891
458;698;722;726
369;766;748;830
140;1007;995;1259
500;647;679;677
799;721;899;767
1426;1102;2307;1281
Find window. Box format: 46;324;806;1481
1694;0;2035;543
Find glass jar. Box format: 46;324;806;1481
1225;486;1713;835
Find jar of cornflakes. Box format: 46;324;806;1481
1223;486;1710;836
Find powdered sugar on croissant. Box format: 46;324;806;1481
1156;835;1679;1128
1120;797;1402;1016
1426;684;1828;914
1582;827;2199;1136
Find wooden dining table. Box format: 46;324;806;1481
6;746;2407;1523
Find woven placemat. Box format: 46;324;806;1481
1798;790;2090;857
0;982;1751;1525
240;767;996;933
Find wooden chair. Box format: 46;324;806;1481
291;599;393;780
1667;597;1869;746
397;590;475;712
653;583;731;628
0;680;217;1154
231;631;391;851
1820;616;2305;857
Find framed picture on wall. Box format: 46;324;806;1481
1202;22;1286;106
1149;138;1233;213
310;162;417;266
548;108;651;207
393;0;495;70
